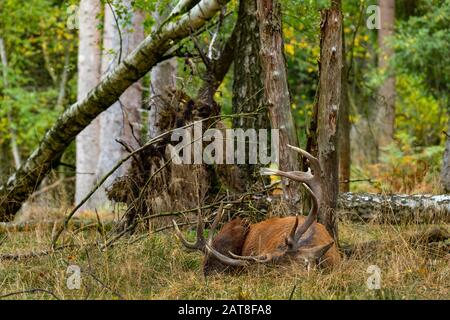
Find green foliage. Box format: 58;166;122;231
281;0;323;145
396;74;447;147
353;135;444;194
0;0;448;195
0;0;77;167
393;0;450;100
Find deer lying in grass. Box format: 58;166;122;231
173;145;341;275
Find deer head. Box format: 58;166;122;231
173;145;336;275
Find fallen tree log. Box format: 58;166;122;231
338;193;450;223
0;0;231;221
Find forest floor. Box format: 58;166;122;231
0;213;449;300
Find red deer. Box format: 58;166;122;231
173;145;341;275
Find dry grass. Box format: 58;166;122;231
0;217;449;300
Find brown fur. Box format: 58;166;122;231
243;216;340;267
203;217;250;275
203;216;340;275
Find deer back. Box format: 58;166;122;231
242;216;340;267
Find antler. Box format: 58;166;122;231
173;146;332;268
261;144;322;202
172;202;249;267
229;183;330;264
228;146;331;264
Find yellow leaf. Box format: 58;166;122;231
284;43;295;56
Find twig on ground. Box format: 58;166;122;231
0;288;60;300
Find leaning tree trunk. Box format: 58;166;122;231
316;1;343;242
94;2;145;206
0;0;231;221
256;0;300;209
75;0;102;210
442;122;450;192
231;0;268;189
376;0;396;154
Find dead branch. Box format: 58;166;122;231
0;244;78;261
0;288;60;300
0;0;232;221
29;177;76;199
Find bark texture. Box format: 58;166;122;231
0;37;21;171
94;3;145;205
316;5;343;242
231;0;268;188
148;4;178;140
376;0;396;152
257;0;300;209
0;0;231;221
75;0;102;209
441;122;450;192
339;24;351;193
338;193;450;224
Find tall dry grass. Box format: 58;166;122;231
0;216;448;300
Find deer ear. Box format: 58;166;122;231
297;241;334;262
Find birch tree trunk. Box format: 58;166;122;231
75;0;102;209
0;37;21;170
376;0;396;153
338;193;450;224
257;0;300;209
0;37;13;183
316;1;343;242
148;5;177;140
94;2;145;206
0;0;231;221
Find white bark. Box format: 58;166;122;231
0;37;21;170
0;0;231;220
75;0;102;209
95;2;145;205
339;193;450;223
148;6;177;139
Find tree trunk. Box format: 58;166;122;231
95;2;145;205
339;25;351;193
231;0;268;188
0;0;231;221
75;0;102;210
442;122;450;192
148;4;178;140
376;0;396;153
316;2;343;242
338;193;450;224
256;0;300;209
0;37;21;170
